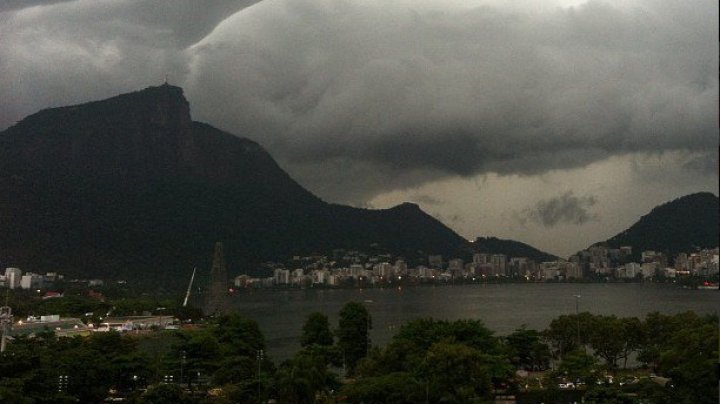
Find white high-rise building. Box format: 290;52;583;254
4;268;22;289
491;255;507;276
20;273;43;290
273;268;290;285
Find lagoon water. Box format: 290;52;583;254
230;283;719;361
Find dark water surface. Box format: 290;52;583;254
230;283;719;361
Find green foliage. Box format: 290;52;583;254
547;313;645;369
340;372;424;404
212;312;266;357
273;349;340;403
0;331;150;403
336;302;370;374
545;312;594;356
587;315;626;368
504;326;551;371
655;315;718;403
0;303;715;403
301;312;334;347
583;383;634;404
354;318;510;403
394;318;500;354
421;342;499;402
633;379;674;404
554;350;597;382
139;383;192;404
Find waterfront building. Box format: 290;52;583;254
4;268;22;289
274;268;290;285
428;255;443;269
491;254;507;276
20;273;44;290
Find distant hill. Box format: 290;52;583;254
468;237;558;263
589;192;719;259
0;85;466;288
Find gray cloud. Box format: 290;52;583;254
523;192;599;227
0;0;260;130
0;0;76;13
184;0;718;200
411;194;443;206
1;0;717;203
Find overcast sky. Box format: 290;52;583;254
2;0;717;257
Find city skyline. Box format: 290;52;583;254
1;0;717;257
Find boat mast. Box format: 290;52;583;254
182;267;196;307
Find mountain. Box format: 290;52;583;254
468;237;558;263
0;85;468;287
589;192;719;259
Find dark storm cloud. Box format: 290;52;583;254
184;0;717;200
523;192;598;227
681;151;719;176
1;0;717;202
0;0;261;130
0;0;76;13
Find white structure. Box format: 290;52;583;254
448;259;464;274
312;269;328;285
565;263;583;279
20;273;43;290
374;262;393;277
624;262;641;279
4;268;22;289
394;260;408;275
473;253;490;265
641;262;657;278
491;255;507;276
273;269;290;285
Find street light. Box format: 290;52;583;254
573;294;581;349
180;350;186;387
256;349;264;398
58;375;68;393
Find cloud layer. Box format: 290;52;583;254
183;0;718;200
523;191;598;227
1;0;717;212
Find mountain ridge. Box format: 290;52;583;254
0;85;469;286
587;192;719;259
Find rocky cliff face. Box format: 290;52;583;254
0;85;466;286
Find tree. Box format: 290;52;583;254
301;312;333;347
505;326;550;371
336;302;370;374
555;349;597;383
273;350;339;403
393;318;499;354
212;313;266;358
340;372;423;404
545;312;594;358
619;317;642;369
420;342;496;402
656;316;718;404
587;315;625;369
139;383;191;404
584;383;633;404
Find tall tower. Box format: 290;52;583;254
204;242;228;315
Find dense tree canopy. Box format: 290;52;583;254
0;308;715;403
301;312;334;348
336;302;371;374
